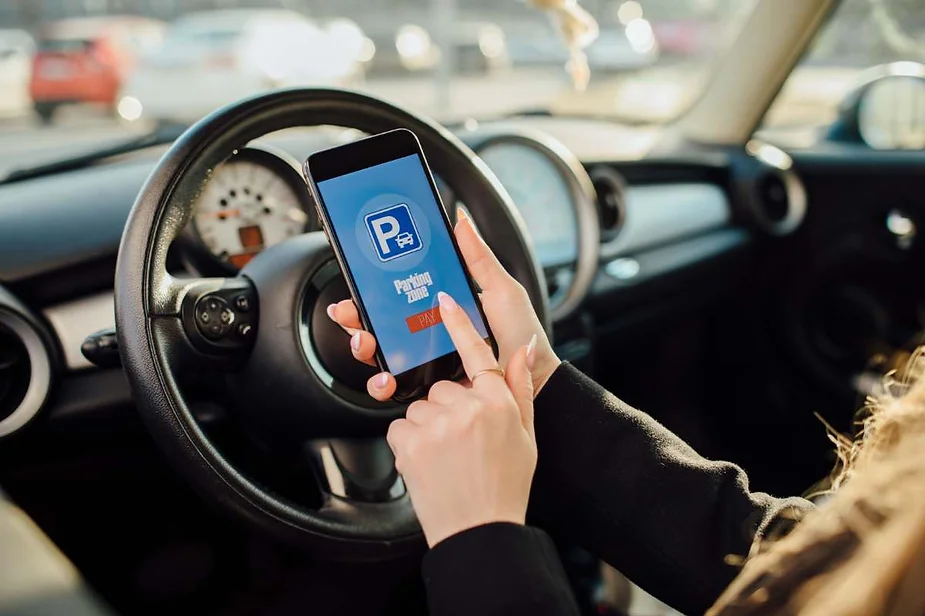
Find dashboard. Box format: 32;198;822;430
0;116;809;439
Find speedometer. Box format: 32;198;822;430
477;141;578;267
191;148;312;270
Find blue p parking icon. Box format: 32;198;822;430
364;203;423;262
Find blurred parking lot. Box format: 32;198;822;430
0;61;863;175
0;0;915;174
0;65;572;173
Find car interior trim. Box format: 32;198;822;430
44;368;133;425
42;292;114;371
587;165;627;241
744;140;808;236
0;492;109;616
774;165;808;236
601;227;750;289
677;0;836;144
600;183;731;260
0;308;52;438
0;161;154;282
604;229;748;284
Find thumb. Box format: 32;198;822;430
505;334;537;441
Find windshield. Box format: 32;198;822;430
0;0;759;173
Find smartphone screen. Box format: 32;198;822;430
307;130;491;397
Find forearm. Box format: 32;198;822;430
422;522;581;616
529;363;813;615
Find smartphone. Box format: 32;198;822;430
303;128;496;402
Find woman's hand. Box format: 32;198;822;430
388;291;538;547
328;209;561;401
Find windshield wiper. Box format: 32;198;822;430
0;122;188;185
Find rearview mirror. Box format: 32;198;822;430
830;62;925;151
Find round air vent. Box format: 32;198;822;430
756;172;790;223
744;140;807;236
588;166;627;241
0;306;52;437
0;322;31;422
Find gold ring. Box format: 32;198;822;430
471;367;505;382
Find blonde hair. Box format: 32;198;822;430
708;347;925;616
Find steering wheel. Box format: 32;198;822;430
115;89;549;560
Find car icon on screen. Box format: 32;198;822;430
395;232;416;248
364;203;423;262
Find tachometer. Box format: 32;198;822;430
191;147;312;271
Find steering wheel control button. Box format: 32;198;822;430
184;283;258;354
220;308;235;325
195;295;232;339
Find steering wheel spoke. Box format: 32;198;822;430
307;438;405;503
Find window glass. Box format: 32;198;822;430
760;0;925;148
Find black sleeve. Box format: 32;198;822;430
528;362;813;615
422;522;581;616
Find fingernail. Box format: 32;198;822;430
350;332;361;352
437;291;458;313
376;373;389;389
457;207;471;223
326;303;337;321
526;333;537;371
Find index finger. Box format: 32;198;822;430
454;208;513;292
437;291;498;383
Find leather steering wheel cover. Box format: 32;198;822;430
115;88;549;557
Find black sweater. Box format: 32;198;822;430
421;363;813;616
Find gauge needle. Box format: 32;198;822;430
199;209;241;218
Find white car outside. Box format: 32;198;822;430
118;9;366;125
0;30;34;119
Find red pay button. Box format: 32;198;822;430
406;306;443;333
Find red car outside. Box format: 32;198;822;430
29;16;165;123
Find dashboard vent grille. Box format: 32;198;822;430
589;166;627;242
0;322;31;423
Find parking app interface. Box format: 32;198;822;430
317;153;489;375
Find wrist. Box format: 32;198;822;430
426;514;526;548
532;355;561;395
